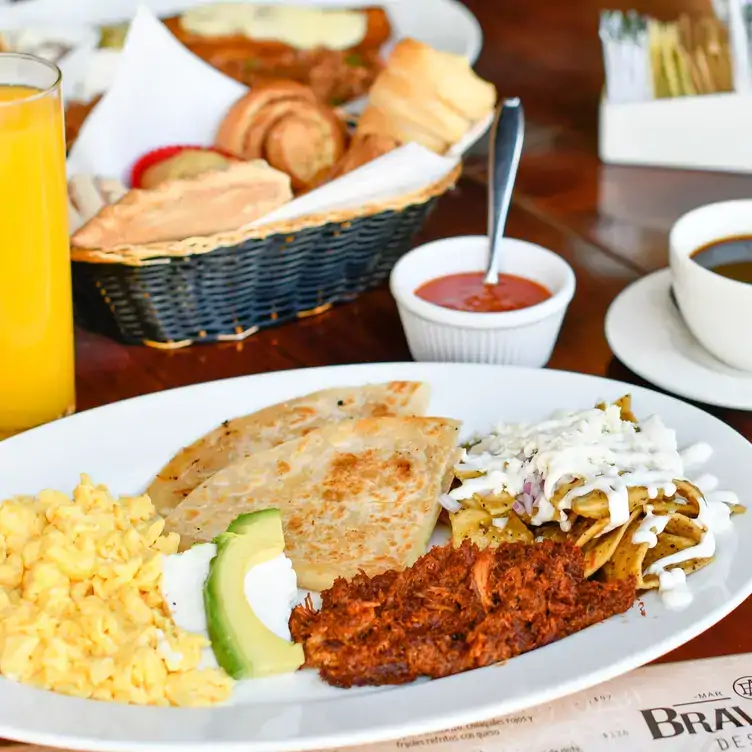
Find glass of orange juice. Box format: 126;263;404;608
0;54;75;439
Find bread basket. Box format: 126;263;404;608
70;163;461;349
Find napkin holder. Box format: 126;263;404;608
599;92;752;174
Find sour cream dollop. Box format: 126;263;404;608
161;543;299;669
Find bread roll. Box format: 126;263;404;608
387;38;497;121
71;160;292;250
215;81;347;192
357;105;448;154
367;69;470;144
140;149;235;189
355;37;497;154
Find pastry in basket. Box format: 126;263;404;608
215;81;347;192
163;5;390;105
71;160;292;250
356;38;498;154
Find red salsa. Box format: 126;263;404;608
415;272;552;313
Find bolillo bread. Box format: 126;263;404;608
355;37;497;154
356;105;448;154
215;81;347;192
71;160;292;250
367;69;471;144
387;38;497;121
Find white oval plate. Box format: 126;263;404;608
0;0;483;65
606;269;752;410
0;362;750;752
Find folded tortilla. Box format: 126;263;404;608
147;381;429;516
164;415;461;591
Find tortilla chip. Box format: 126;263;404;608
451;508;492;546
581;510;641;578
476;491;516;517
649;497;698;517
597;394;637;424
164;416;460;591
641;557;713;589
450;509;532;549
599;510;709;590
598;514;650;587
570;515;609;547
534;522;570;543
505;511;535;543
148;381;429;516
642;515;704;570
570;485;651;520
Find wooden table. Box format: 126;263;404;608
6;0;752;749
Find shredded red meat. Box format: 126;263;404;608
290;539;636;687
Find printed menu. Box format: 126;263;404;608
332;653;752;752
5;654;752;752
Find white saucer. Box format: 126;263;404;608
605;268;752;410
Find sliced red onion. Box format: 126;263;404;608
513;499;525;515
439;494;463;513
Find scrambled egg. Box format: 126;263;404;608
0;475;232;706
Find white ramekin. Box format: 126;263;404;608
389;235;576;366
670;200;752;372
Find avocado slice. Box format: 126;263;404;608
204;509;304;680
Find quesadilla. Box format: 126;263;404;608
148;381;429;516
164;415;461;591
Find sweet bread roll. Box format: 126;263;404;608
215;81;347;192
71;160;292;250
356;37;497;154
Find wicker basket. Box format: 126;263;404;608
70;164;461;349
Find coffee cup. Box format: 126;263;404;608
669;200;752;372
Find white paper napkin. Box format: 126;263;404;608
66;6;247;182
66;5;482;231
250;143;458;227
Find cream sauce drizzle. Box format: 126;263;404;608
450;405;746;610
631;505;671;547
450;406;685;533
657;569;693;611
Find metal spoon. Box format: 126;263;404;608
484;97;525;286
